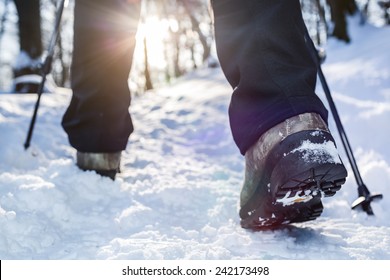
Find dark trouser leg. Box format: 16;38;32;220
13;0;43;59
211;0;328;155
62;0;141;153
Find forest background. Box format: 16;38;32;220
0;0;389;94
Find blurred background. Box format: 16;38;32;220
0;0;389;94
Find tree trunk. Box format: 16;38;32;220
180;0;211;62
327;0;357;43
143;36;153;91
378;1;390;25
314;0;328;45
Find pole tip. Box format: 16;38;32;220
351;193;383;215
24;142;30;150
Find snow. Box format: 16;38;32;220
276;189;316;207
12;51;42;71
288;139;342;164
1;19;390;260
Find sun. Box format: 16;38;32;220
135;16;172;69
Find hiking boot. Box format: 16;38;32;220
240;113;348;230
10;51;56;94
76;151;121;180
11;52;42;94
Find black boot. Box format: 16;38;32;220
240;113;347;230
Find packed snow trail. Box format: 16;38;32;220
0;20;390;260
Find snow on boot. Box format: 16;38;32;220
76;152;121;180
240;113;348;230
10;51;56;94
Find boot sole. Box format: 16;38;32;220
241;163;346;230
240;131;347;230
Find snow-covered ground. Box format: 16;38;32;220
0;19;389;260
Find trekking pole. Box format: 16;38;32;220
24;0;66;150
304;31;383;215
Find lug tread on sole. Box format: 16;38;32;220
242;169;346;230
